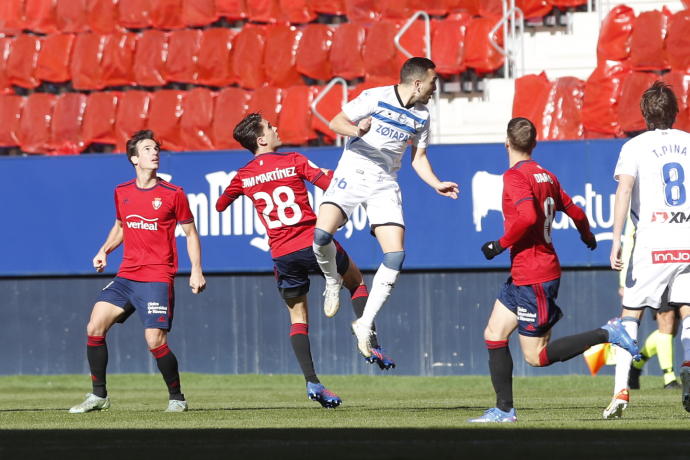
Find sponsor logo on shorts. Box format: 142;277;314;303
152;197;162;210
517;306;536;323
652;249;690;264
651;211;690;224
147;302;168;315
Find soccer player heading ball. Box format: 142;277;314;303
69;130;206;414
312;57;459;359
469;118;640;423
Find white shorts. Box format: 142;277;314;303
622;244;690;309
323;166;404;229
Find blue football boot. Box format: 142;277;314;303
601;318;641;361
468;407;517;423
365;347;396;370
306;382;342;409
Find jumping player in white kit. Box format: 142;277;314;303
606;81;690;418
311;57;459;358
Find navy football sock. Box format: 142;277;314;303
487;340;513;412
151;344;184;401
290;323;320;384
87;335;108;398
542;328;608;365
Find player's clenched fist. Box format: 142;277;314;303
356;117;372;137
93;250;107;272
190;271;206;294
481;240;505;260
581;232;597;250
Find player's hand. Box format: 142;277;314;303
92;250;107;273
581;232;597;250
435;181;459;199
356;117;372;137
610;239;623;271
481;240;505;260
190;270;206;294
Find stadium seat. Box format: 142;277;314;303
630;10;671;71
280;0;317;23
56;0;89;33
0;0;24;36
454;0;480;16
311;0;346;15
70;32;106;90
0;38;13;95
24;0;58;34
36;33;75;83
215;0;248;20
464;16;504;74
118;0;152;29
133;29;169;87
247;86;283;127
17;92;57;154
82;91;121;147
296;24;334;81
661;70;690;132
114;90;151;153
311;84;343;142
596;5;635;63
581;62;629;137
618;71;660;133
542;77;585;140
547;0;587;8
396;19;428;67
148;90;185;151
212;87;250;150
362;21;402;85
183;0;218;26
232;24;267;90
278;85;317;145
50;92;88;154
516;0;552;20
0;95;25;146
264;24;304;88
431;16;471;77
87;0;120;34
151;0;185;29
197;27;237;87
345;0;380;24
667;10;690;72
181;87;215;151
102;32;137;87
512;72;551;140
165;29;202;84
330;23;366;81
6;33;42;89
247;0;284;23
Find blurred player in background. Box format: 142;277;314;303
216;114;394;408
606;82;690;418
312;57;458;360
469;118;639;423
69;130;206;414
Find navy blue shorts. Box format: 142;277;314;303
272;241;350;300
498;277;563;337
95;277;175;331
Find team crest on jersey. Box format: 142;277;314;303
152;197;162;210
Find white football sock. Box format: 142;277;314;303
313;241;340;284
613;318;638;394
358;264;399;329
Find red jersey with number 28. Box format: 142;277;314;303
115;178;194;283
498;160;591;285
216;152;332;258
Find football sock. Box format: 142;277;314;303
487;340;513;412
681;316;690;364
656;332;675;382
290;323;319;384
359;264;399;329
350;285;379;348
87;335;108;398
539;328;608;366
150;344;184;401
313;238;339;284
614;317;639;394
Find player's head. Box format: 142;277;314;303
506;117;537;154
233;112;282;154
641;81;678;130
400;57;437;105
126;130;160;169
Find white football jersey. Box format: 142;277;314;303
338;85;430;177
614;128;690;246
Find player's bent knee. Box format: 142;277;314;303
313;228;334;246
523;351;542;367
144;329;168;349
382;251;405;271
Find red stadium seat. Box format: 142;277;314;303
36;32;74;83
0;38;13;95
581;62;629;137
380;0;412;20
296;24;334;81
102;32;137;87
0;95;24;146
596;5;635;64
311;0;346;15
667;10;690;72
82;91;120;146
151;0;185;29
396;19;427;66
279;85;317;145
50;92;88;154
512;72;551;140
7;34;42;89
454;0;480;15
118;0;152;29
345;0;380;24
264;24;304;88
232;25;267;90
280;0;316;24
362;21;401;85
0;0;24;36
464;17;504;74
165;29;201;84
133;30;169;87
630;10;671;71
197;27;237;87
212;87;250;150
18;92;57;154
216;0;248;20
330;23;366;81
247;0;283;23
70;32;106;90
87;0;120;34
148;90;185;151
56;0;88;33
432;16;471;77
184;0;218;26
181;87;216;151
516;0;552;19
547;0;586;8
618;71;660;133
541;77;585;140
311;84;345;141
24;0;58;34
115;90;151;153
247;86;283;127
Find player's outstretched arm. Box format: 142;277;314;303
181;222;206;294
329;112;371;138
410;146;458;199
610;175;635;271
92;220;123;272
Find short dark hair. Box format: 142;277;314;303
126;130;159;166
400;57;436;84
507;117;537;153
641;81;678;130
233;113;264;153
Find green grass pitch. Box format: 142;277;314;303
1;373;689;459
